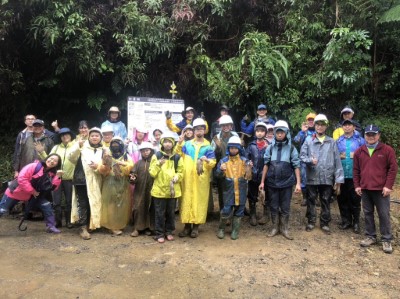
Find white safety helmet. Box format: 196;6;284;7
192;118;206;128
138;141;154;151
227;136;242;146
274;120;289;130
88;127;103;137
314;114;329;125
110;136;124;146
219;115;234;125
101;126;114;134
182;124;193;133
135;125;148;133
254;122;268;131
160;131;176;146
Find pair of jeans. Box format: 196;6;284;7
337;179;361;225
75;185;90;226
362;190;392;241
306;185;332;227
221;204;245;218
268;186;293;217
153;197;176;238
0;194;53;218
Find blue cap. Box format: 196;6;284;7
58;127;75;139
364;124;380;134
257;104;267;110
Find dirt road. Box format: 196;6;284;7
1;196;399;299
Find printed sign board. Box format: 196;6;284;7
127;97;185;139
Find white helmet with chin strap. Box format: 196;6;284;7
192;118;206;128
219;115;233;125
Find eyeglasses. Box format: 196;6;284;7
25;118;35;120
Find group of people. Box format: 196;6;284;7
0;104;397;253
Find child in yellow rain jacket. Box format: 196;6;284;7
215;136;252;240
149;132;184;243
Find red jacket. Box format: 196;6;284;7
5;161;61;201
353;143;398;190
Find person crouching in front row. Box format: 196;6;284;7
215;136;252;240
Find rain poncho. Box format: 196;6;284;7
68;141;104;229
127;128;150;163
131;152;154;231
176;139;216;224
101;120;127;140
99;148;133;230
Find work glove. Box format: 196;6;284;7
334;183;341;196
196;159;204;176
165;111;172;119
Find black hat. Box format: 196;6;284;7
32;119;44;126
220;105;229;111
342;119;355;126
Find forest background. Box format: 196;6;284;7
1;0;399;181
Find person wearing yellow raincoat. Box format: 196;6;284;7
68;127;104;240
175;118;216;238
99;137;133;235
149;132;184;243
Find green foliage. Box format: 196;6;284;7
0;145;14;182
0;0;400;154
189;32;289;109
379;2;400;23
320;27;372;90
363;116;400;163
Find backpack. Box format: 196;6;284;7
9;162;43;193
155;151;180;172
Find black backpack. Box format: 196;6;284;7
155;152;180;172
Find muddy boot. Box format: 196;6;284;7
258;205;270;225
280;215;293;240
301;190;307;206
179;223;191;237
55;210;62;228
217;216;228;239
46;215;61;234
80;226;91;240
190;224;199;238
267;215;279;237
65;209;73;229
231;217;241;240
249;202;257;226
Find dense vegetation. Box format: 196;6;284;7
1;0;399;179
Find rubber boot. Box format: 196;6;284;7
267;215;279;237
55;210;62;228
178;223;191;238
46;215;61;234
79;226;91;240
301;190;307;206
65;209;73;229
190;224;199;238
249;202;257;226
258;205;270;225
280;215;293;240
231;217;241;240
217;216;228;239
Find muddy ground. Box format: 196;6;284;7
1;192;400;299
